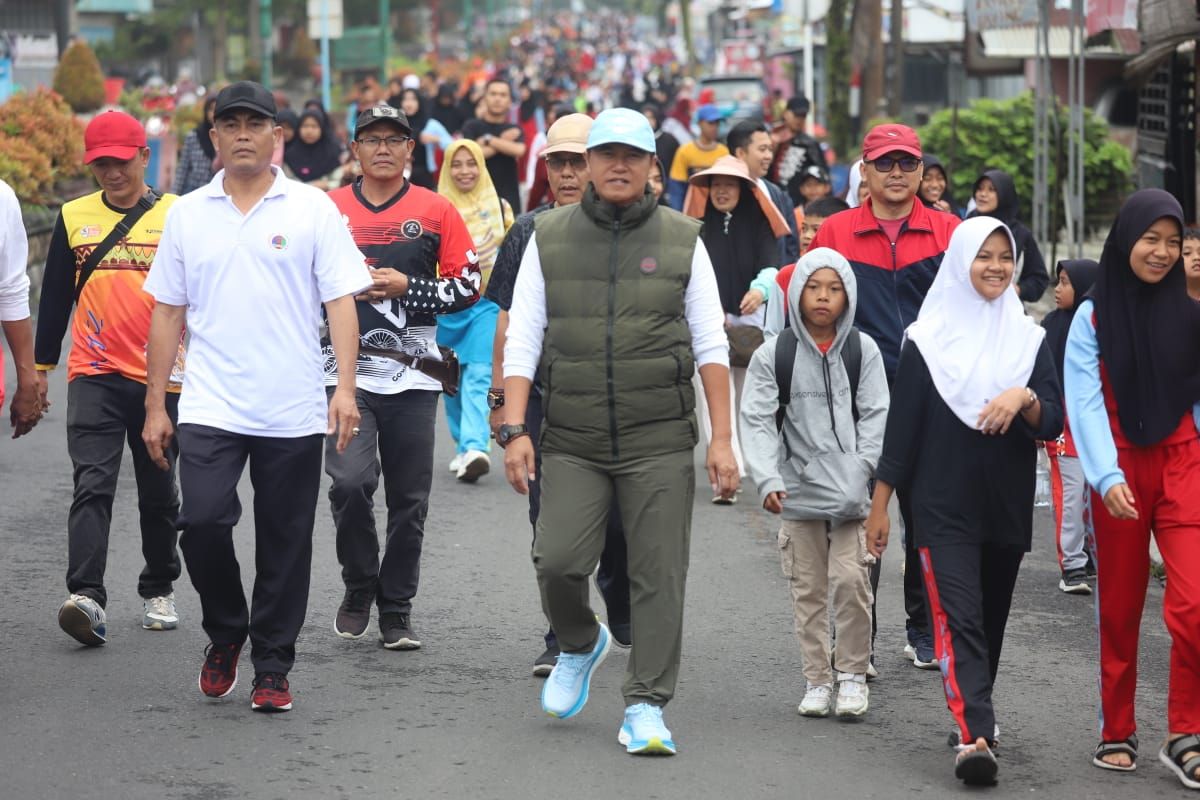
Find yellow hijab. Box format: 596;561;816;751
438;139;512;292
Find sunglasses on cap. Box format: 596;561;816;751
870;155;922;173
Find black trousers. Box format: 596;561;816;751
900;488;929;636
176;424;323;676
919;542;1024;745
324;387;438;615
65;373;181;607
526;391;630;648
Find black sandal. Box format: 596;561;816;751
1093;734;1138;772
1159;734;1200;790
955;739;998;786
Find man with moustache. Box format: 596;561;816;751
322;104;480;649
485;113;632;677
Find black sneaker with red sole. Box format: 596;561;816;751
251;672;293;712
199;641;243;698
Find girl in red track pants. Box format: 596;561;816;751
1064;188;1200;787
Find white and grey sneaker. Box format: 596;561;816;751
835;672;869;717
143;593;179;631
456;450;491;483
448;453;465;473
59;594;107;646
798;683;833;717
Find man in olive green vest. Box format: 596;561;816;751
500;108;739;756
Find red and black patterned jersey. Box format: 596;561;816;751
325;179;480;393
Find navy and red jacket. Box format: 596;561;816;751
805;198;959;382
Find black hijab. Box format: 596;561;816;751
195;96;217;161
971;169;1019;225
919;155;958;214
400;88;430;135
1090;188;1200;446
432;84;465;134
1042;258;1099;384
700;182;779;316
284;109;343;183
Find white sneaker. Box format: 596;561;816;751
798;683;833;717
835;672;869;716
448;453;465;473
143;593;178;630
456;450;490;483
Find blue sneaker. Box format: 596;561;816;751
904;628;938;670
541;623;611;719
618;703;676;755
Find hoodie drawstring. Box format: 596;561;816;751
821;353;848;454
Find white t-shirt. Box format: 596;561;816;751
144;167;372;437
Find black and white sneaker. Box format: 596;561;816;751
1059;568;1092;595
379;612;421;650
334;587;375;639
533;644;559;678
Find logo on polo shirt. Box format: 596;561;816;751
401;220;423;239
270;234;288;251
80;225;101;239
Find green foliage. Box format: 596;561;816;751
53;41;107;113
919;92;1133;230
824;0;852;157
0;89;88;202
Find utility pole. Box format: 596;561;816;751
258;0;273;87
887;0;904;117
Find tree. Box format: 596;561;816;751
824;0;852;157
53;40;106;113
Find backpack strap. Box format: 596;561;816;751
774;328;798;435
74;189;161;302
843;328;862;423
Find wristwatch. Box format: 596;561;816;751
486;387;505;409
1023;387;1038;410
497;423;530;448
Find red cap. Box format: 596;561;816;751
83;111;147;164
862;123;921;162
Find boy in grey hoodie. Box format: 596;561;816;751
740;247;890;718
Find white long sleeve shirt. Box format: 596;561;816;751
504;232;730;380
0;180;30;322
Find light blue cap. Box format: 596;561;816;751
586;108;656;154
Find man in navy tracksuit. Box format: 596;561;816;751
808;124;959;669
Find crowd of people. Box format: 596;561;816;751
1;47;1200;791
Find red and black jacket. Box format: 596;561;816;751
805;198;959;382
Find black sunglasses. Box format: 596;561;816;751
871;156;922;173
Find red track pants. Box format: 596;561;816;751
1092;436;1200;741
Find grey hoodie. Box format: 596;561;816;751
740;247;890;522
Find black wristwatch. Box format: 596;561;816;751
486;387;505;410
497;423;530;448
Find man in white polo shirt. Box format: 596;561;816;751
141;81;370;714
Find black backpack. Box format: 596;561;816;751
773;327;862;434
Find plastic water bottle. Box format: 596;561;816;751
1034;451;1052;508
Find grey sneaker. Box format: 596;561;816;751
143;593;178;630
59;594;107;646
378;612;421;650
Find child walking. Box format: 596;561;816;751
741;248;889;718
1064;189;1200;789
864;217;1064;786
1183;226;1200;301
1041;259;1099;594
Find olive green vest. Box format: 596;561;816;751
535;185;701;462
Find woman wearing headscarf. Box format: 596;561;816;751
683;155;789;498
432;83;466;136
398;88;452;190
918;155;963;218
1063;189;1200;787
436;139;514;482
844;159;867;208
172;95;217;195
865;216;1063;786
283;107;345;188
970;169;1049;302
1041;258;1100;595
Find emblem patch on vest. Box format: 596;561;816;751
639;257;658;275
401;220;423;239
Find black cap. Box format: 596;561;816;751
354;104;412;136
786;95;811;115
214;81;277;119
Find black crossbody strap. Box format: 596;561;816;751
74;190;160;303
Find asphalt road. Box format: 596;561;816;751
0;362;1192;800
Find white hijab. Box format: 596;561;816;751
905;216;1045;430
845;159;863;207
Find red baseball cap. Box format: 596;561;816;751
83;111;147;164
862;123;922;162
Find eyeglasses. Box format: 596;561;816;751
871;156;922;173
545;154;586;171
357;136;411;149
